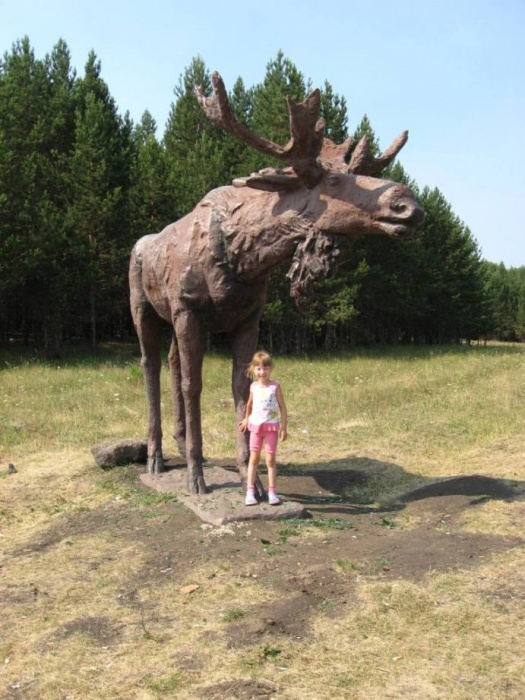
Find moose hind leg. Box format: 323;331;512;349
168;334;187;459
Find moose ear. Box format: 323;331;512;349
233;168;303;192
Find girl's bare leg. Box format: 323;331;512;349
245;450;262;505
265;452;277;490
265;452;281;504
247;450;261;487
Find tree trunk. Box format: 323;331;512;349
89;285;97;352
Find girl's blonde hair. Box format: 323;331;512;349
246;350;273;379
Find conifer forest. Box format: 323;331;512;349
1;39;523;354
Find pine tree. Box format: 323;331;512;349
163;56;213;161
244;51;308;176
67;52;132;348
220;76;253;181
163;56;228;216
0;37;77;349
482;262;525;341
320;80;348;143
130;110;172;237
412;187;489;343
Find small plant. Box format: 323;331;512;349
379;515;399;528
285;517;354;531
319;599;334;613
336;557;358;573
98;473;177;508
133;491;177;507
277;525;301;543
264;546;282;556
97;473;135;500
221;607;246;623
311;517;354;531
145;673;181;693
40;494;70;516
139;606;165;643
260;644;282;660
365;555;392;574
141;509;166;519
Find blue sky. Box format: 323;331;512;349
2;0;524;266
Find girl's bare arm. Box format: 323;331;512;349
276;385;288;441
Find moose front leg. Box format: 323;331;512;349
134;308;165;474
231;316;266;500
174;311;208;494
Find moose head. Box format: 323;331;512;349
195;72;423;306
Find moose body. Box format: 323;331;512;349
130;73;424;495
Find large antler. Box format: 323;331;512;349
196;71;408;183
347;131;408;175
319;131;408;176
195;72;326;188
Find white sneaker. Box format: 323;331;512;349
268;491;281;506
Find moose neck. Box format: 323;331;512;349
205;186;318;283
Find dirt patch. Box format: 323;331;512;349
11;465;523;585
194;679;278;699
225;589;328;648
50;616;123;646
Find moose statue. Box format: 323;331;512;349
129;72;424;495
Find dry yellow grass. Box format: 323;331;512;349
1;342;524;698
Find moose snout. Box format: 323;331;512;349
384;186;425;229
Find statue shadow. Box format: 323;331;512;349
264;456;524;516
162;454;524;516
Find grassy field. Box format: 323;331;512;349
1;342;524;699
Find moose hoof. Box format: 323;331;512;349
147;455;164;475
187;475;209;495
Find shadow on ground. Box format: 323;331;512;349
251;456;525;516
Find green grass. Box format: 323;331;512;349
97;470;177;506
0;340;522;521
220;606;246;622
2;341;524;500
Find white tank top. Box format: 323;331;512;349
249;380;280;426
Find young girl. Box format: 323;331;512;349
239;351;288;506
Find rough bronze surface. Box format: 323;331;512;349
129;72;424;495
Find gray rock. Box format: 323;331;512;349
90;438;148;468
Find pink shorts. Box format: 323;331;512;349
249;423;279;454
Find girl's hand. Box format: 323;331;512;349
280;426;288;442
239;419;248;432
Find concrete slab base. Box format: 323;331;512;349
139;465;310;526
